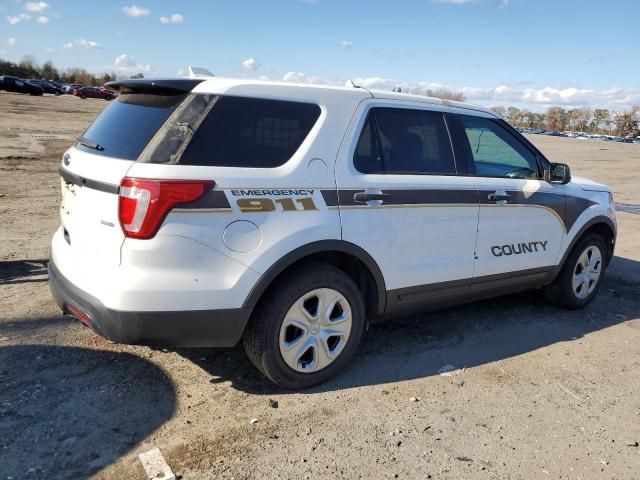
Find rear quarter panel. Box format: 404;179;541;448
124;85;370;276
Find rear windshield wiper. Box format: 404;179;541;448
76;136;104;151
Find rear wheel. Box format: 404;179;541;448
80;94;86;99
243;263;365;389
545;233;606;309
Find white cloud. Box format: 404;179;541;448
113;53;152;74
8;37;17;46
36;15;49;24
242;57;259;73
7;13;31;24
160;13;183;24
339;40;353;49
276;72;639;110
283;72;307;83
78;38;101;48
122;5;150;17
63;38;102;49
24;2;49;13
115;54;135;68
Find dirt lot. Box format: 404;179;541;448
1;92;639;480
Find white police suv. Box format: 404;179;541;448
49;75;617;388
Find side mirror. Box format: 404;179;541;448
545;162;571;184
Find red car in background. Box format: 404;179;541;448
72;86;116;100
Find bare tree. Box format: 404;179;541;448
507;107;521;126
426;88;466;102
575;108;591;132
591;108;611;134
613;107;640;137
533;113;546;129
490;106;507;118
546;107;568;131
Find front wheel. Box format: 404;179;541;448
243;263;365;389
545;233;607;309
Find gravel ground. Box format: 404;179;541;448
1;92;639;480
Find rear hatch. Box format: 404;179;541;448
59;79;203;268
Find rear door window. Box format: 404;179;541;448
354;107;456;175
76;93;187;160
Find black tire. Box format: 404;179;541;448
80;95;86;99
243;262;365;389
545;233;607;309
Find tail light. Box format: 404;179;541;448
119;178;214;239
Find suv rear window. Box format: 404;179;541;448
140;95;321;168
76;93;187;160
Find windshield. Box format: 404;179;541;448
76;93;187;160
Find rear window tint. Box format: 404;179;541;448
76;93;186;160
177;96;320;167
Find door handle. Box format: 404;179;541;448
488;192;511;203
353;192;389;203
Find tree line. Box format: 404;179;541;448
489;105;639;138
0;56;144;86
402;88;639;138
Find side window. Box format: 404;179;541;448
179;96;321;168
354;107;455;175
458;115;539;179
354;115;382;173
16;80;24;87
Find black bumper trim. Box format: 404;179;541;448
48;259;251;347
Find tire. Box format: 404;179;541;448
545;233;607;309
243;262;365;389
80;95;86;99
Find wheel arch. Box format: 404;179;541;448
242;240;387;317
552;215;616;280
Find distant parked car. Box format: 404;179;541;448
47;80;64;89
28;79;64;95
63;83;84;94
0;75;44;95
73;86;116;100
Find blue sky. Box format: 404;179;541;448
1;0;638;111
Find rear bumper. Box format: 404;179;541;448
48;258;250;347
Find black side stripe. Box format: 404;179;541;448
323;188;597;232
59;166;119;195
181;190;231;209
321;189;339;207
321;188;478;207
478;190;597;232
